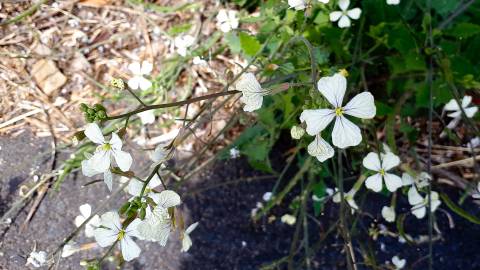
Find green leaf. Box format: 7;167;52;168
224;32;241;54
445;22;480;39
167;23;192;36
432;0;458;16
440;193;480;225
239;32;261;57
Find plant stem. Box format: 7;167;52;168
125;87;148;107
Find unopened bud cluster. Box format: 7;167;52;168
80;103;107;123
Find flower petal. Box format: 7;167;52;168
299;109;335;135
343;92;376;119
93;227;118;247
383;173;402;192
148;174;162;189
126;218;142;238
307;135;334;162
241;94;263;112
128;62;141;75
331;116;362;148
381;206;396;223
79;203;92;218
109;133;123;151
127;179;143;197
112;150;133;172
156;190;181;208
347;8;361;19
104;170;113;191
338;15;351;28
329;11;343;22
462;95;473;108
185;222;199;234
128;77;140;90
138;77;152;91
75;215;85;227
140;61;153;75
465;106;478;118
362;152;381;171
121;235;141;261
181;234;193;252
317;73;347;107
401;172;414;186
100;211;122;231
444;98;460;111
138;110;155;125
412;205;426;219
91;150;111;172
338;0;350;11
381;152;400;171
407;187;423;206
365;173;383;192
84;123;105;144
81;159;100;177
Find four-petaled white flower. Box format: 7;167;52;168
26;250;48;268
138;110;155;125
74;203;100;238
300;73;376;148
331;188;359;212
216;10;239;33
288;0;306;10
363;152;402;192
401;172;430;189
181;222;199;252
93;211;142;261
307;134;334;162
229;147;241;159
392;255;406;269
387;0;400;5
174;35;195;57
81;123;133;191
381;206;396;223
127;61;153;91
192;56;208;66
329;0;362;28
127;174;163;203
137;190;181;246
444;95;478;119
235;72;268;112
407;187;441;219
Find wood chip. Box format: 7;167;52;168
31;59;67;96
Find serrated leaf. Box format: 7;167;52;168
239;32;261;56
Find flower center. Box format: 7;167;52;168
335;107;344;116
379;169;385;176
102;143;112;151
117;229;125;240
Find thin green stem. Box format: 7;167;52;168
125;87;148;107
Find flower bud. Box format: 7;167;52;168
79;103;89;112
290;125;305;140
110;78;125;90
97;110;106;119
119;202;131;214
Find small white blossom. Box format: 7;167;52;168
230;147;241;159
444;95;478;119
235;73;268;112
332;188;359;212
181;222;198;252
281;214;296;225
151;142;171;166
127;61;153;91
93;212;142;261
138;110;155;125
137;190;181;245
407;187;441;219
363;152;402;192
127;174;162;202
26;251;47;268
381;206;396;223
329;0;362;28
290;125;305;139
81;123;133;191
216;10;239;33
288;0;306;10
386;0;400;5
401;172;430;189
174;35;195;57
192;56;208;66
262;192;273;201
74;203;100;238
300;73;376;149
307;134;335;162
392;255;406;269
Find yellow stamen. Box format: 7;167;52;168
118;230;125;240
335;107;344;116
379;169;385;176
102;143;112;151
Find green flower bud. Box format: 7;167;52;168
119;202;131;214
79;103;89;112
139;208;146;220
97;110;106;119
87;108;95;115
93;103;106;112
290;125;305;140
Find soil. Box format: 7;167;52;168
1;131;480;270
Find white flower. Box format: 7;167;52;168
307;134;335;162
229;147;240;159
235;72;268;112
262;192;273;201
332;188;359;211
127;61;152;91
127;174;162;202
74;203;100;238
444;95;478;119
174;35;195;57
288;0;306;10
318;0;329;3
290;125;305;139
26;251;47;268
61;242;80;258
401;172;430;189
363;152;402;192
392;255;406;269
407;187;441;219
93;212;142;261
329;0;362;28
151;142;171;166
216;10;239;33
468;137;480;149
81;123;133;191
192;56;208;66
136;190;181;245
300;73;376;148
281;214;296;225
181;222;198;252
387;0;400;5
138;110;155;125
381;206;396;223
